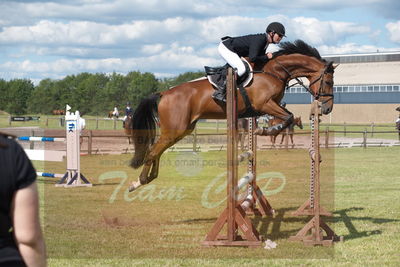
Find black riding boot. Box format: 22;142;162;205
212;86;226;102
211;74;227;102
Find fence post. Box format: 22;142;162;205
88;130;92;155
46;117;49;127
285;128;289;149
30;129;34;150
363;129;367;149
370;122;374;137
325;127;329;148
8;116;11;126
193;127;197;152
343;122;346;137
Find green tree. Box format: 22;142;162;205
27;79;56;114
104;72;128;112
0;79;8;112
126;71;160;108
75;73;110;115
159;71;204;91
5;79;34;114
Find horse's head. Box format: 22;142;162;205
269;40;338;115
294;116;303;129
308;61;337;115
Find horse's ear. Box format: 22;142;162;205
332;63;339;69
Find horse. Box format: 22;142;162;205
108;107;119;119
128;40;336;191
52;109;65;115
268;116;303;147
237;118;249;151
124;114;134;144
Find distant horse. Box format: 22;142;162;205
108;110;119;119
238;118;249;151
128;40;336;191
268;116;303;147
52;109;65;115
124;114;133;144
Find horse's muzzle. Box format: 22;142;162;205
321;104;333;115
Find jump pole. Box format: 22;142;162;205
202;68;273;247
55;106;92;188
289;100;342;246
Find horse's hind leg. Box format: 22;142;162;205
128;135;174;192
128;127;194;192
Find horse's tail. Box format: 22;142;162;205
130;94;160;169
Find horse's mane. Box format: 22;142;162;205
273;40;322;61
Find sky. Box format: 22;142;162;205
0;0;400;84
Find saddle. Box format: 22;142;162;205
204;59;262;118
204;59;253;90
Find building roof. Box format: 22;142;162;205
319;51;400;85
323;51;400;64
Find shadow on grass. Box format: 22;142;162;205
331;207;400;241
174;206;399;242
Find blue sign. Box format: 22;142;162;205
67;121;76;133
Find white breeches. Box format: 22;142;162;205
218;41;246;77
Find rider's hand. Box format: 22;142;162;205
267;52;273;59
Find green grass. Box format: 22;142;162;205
35;147;400;266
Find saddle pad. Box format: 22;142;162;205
207;58;253;88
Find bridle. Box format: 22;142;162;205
255;60;335;104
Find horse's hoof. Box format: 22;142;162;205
128;181;141;192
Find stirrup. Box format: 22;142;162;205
212;91;226;103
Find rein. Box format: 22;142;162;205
252;59;334;103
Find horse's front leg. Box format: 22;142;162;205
280;133;285;144
254;100;293;136
128;161;153;192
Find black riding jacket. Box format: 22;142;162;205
222;33;269;64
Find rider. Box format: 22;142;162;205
123;102;134;128
212;22;286;102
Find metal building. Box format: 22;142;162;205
283;51;400;123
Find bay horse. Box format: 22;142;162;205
268;116;303;147
128;40;336;191
123;114;133;144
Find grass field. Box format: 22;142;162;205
33;146;400;266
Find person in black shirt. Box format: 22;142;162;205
0;132;46;267
212;22;286;102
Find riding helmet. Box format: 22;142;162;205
266;22;286;36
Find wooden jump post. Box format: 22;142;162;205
202;68;273;247
289;100;342;246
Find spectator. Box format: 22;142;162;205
0;132;47;267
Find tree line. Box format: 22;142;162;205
0;71;205;115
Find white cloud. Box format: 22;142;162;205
291;17;370;45
141;44;164;54
0;0;399;83
386;21;400;43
